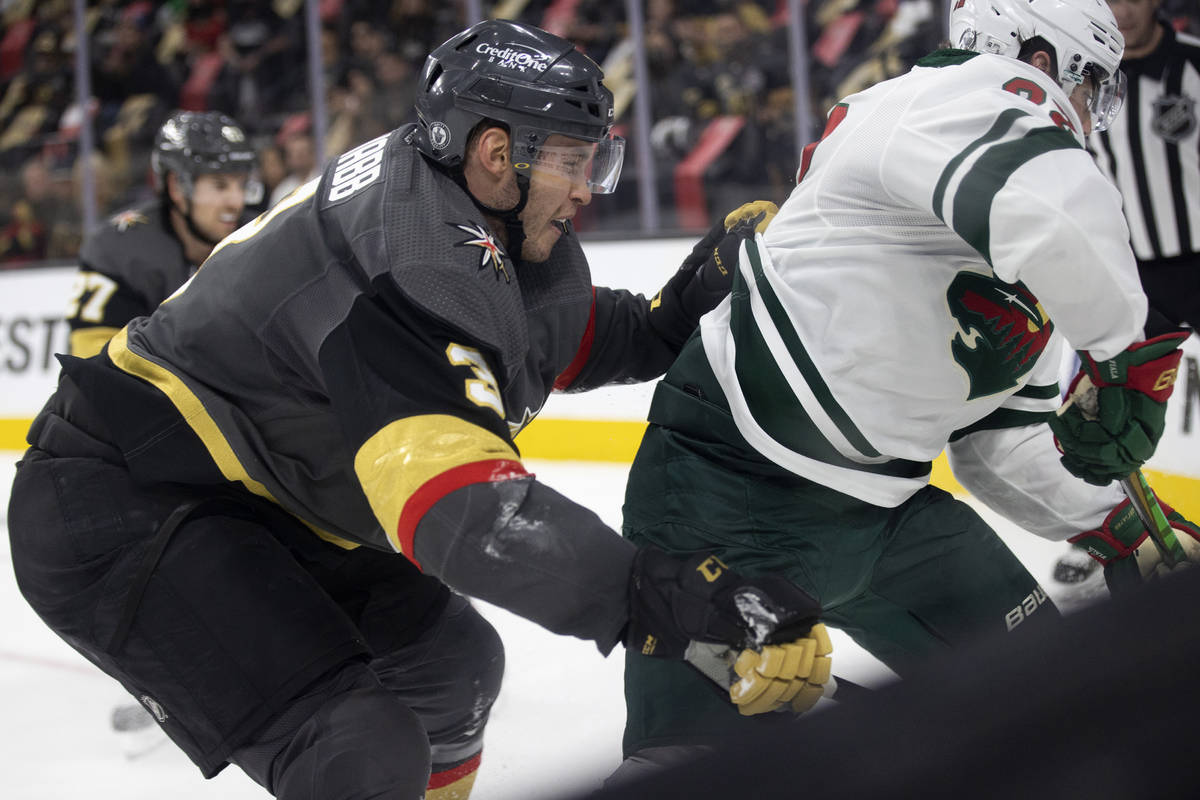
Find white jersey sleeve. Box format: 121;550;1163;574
947;424;1124;539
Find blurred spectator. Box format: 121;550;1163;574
0;27;72;169
91;1;180;129
808;0;941;123
269;120;321;208
0;199;48;266
370;49;419;132
387;0;463;59
249;141;288;216
212;0;304;131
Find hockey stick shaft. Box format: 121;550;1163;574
1119;471;1182;568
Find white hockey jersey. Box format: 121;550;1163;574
700;50;1140;534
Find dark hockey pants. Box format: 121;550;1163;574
7;447;504;798
619;422;1059;756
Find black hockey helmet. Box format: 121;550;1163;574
413;19;623;193
151;111;257;195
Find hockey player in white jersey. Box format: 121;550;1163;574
617;0;1200;761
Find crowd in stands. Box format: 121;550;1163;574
2;0;1197;266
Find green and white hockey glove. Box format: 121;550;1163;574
1068;498;1200;594
1048;332;1189;485
648;200;778;349
626;547;830;715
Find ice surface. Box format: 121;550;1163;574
0;453;1081;799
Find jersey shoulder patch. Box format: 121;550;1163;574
79;201;187;292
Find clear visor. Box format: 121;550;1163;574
1084;68;1126;133
518;134;626;194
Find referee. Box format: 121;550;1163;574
1091;0;1200;334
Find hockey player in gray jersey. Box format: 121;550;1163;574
66;110;256;358
7;20;826;800
617;0;1200;765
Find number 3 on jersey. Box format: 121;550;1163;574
446;343;504;418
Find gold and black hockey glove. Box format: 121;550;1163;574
648;200;778;350
627;547;831;715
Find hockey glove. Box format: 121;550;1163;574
648;200;778;349
627;548;829;715
1048;332;1189;485
1068;498;1200;594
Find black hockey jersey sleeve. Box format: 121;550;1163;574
321;271;636;653
552;286;682;392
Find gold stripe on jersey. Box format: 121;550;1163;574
354;414;522;554
69;326;121;358
106;326;359;550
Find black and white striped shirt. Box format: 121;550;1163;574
1091;25;1200;263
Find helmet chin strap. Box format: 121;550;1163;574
449;165;530;260
164;186;222;255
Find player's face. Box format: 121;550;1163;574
1068;76;1099;137
1106;0;1161;53
519;134;595;263
189;173;248;243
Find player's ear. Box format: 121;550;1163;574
166;171;186;208
474;126;511;180
1028;50;1055;79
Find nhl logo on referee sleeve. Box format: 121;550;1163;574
1151;95;1197;143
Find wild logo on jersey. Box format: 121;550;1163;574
947;271;1053;400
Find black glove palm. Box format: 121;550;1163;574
626;547;820;658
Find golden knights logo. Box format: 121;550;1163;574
947;271;1053;400
450;221;510;283
110;209;148;232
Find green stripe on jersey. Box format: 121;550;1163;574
726;244;927;479
1015;382;1061;400
950;126;1081;263
742;241;881;457
915;49;980;68
933;108;1029;225
948;407;1053;442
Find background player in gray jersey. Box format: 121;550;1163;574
9;20;826;800
66;110;256;358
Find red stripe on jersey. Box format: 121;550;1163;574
427;752;482;790
553;287;597;390
396;459;530;568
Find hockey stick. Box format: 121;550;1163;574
1058;375;1184;567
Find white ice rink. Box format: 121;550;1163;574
1;452;1081;799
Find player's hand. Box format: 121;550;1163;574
1047;332;1189;485
648;200;778;349
625;547;820;659
728;623;833;715
1068;498;1200;593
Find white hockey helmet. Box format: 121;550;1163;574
949;0;1126;131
